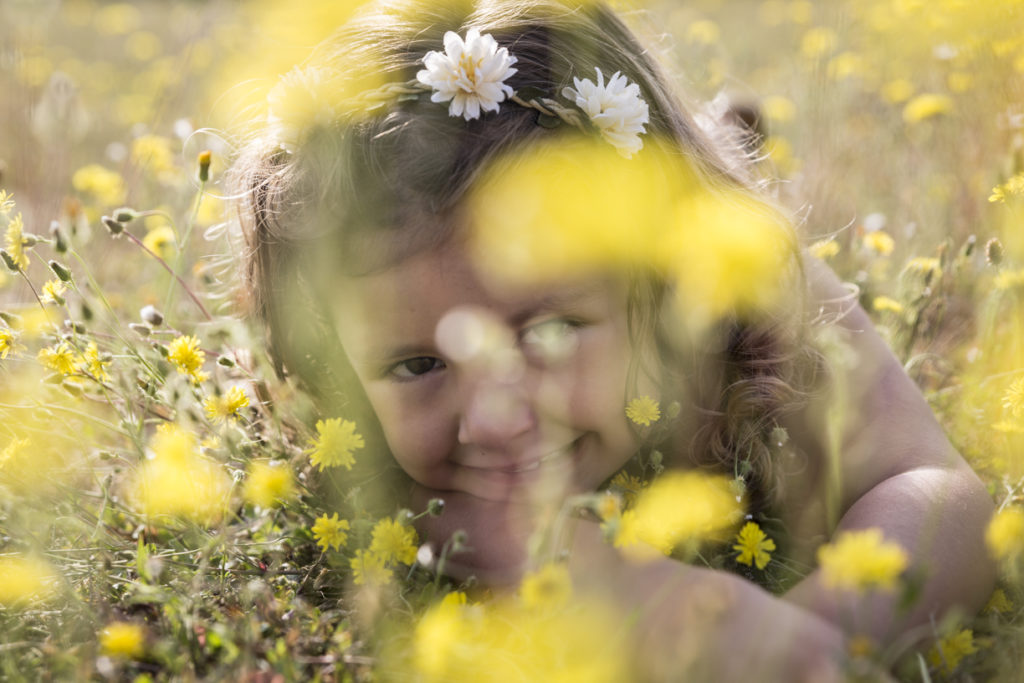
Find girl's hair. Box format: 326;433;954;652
230;0;825;512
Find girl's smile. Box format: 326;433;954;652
332;236;650;502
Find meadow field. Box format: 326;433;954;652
1;0;1023;680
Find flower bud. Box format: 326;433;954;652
427;498;445;516
64;320;86;334
139;305;163;326
198;150;212;183
49;260;73;282
0;249;19;272
129;323;151;337
22;233;42;248
986;238;1004;266
50;220;68;254
102;216;124;236
114;207;138;223
216;355;235;367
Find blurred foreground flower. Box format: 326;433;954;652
520;563;572;611
100;622;146;660
243;460;296;508
817;528;909;592
307;417;363;470
928;628;978;676
369;516;418;565
0;554;59;606
128;423;231;525
986;507;1024;564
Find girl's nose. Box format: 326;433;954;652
457;375;536;450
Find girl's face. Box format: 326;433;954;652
333;237;651;503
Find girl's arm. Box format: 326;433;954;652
781;257;996;639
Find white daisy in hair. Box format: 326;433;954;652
562;67;650;157
417;28;518;121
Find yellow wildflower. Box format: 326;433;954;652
761;95;796;123
902;93;953;124
625;396;661;426
817;528;909;592
800;26;837;59
307;417;364;471
520;563;572;610
984;588;1012;615
686;19;720;45
880;78;914;104
40;279;67;305
1003;377;1024;419
986;507;1024;563
990;173;1024;203
38;342;77;375
350;549;393;586
994;269;1024;291
0;189;13;214
0;555;59;606
99;622;145;659
872;296;904;315
142;225;176;260
862;230;895;255
0;327;23;359
733;521;776;570
167;335;208;384
809;238;840;260
80;341;111;382
370;517;419;565
927;628;977;675
312;512;350;552
203;386;250;423
608;471;645;508
903;257;942;281
131;134;177;182
71;164;125;206
243;461;296;508
4;213;28;270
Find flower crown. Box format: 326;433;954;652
267;28;650;158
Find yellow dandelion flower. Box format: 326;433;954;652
686;19;720;45
142;225;176;260
809;238;840;260
80;341;111;382
311;512;350;552
625;396;661;426
990;186;1006;203
40;279;67;305
0;190;14;214
350;549;393;586
167;335;207;384
99;622;145;659
902;93;953;124
370;517;419;565
761;95;796;123
71;164;125;207
994;173;1024;203
131;134;177;182
0;327;23;359
38;342;77;375
243;461;296;508
927;628;978;675
608;471;645;508
880;78;914;104
903;257;942;280
0;555;59;606
203;386;250;423
872;296;904;315
307;417;364;471
984;588;1012;615
800;26;837;59
862;230;895;255
733;521;776;570
520;563;572;610
817;528;909;592
4;213;29;270
986;507;1024;563
1003;377;1024;419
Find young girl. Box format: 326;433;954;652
231;0;994;677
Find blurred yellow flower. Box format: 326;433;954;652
927;628;978;675
1004;377;1024;419
761;95;796;123
733;521;776;570
520;563;572;610
99;622;145;659
990;173;1024;203
40;279;67;305
312;512;350;551
38;342;77;375
686;19;720;45
608;471;645;509
167;335;208;384
626;396;661;426
350;549;393;586
903;257;942;281
243;460;296;508
880;78;915;104
0;555;59;606
994;269;1024;290
872;296;904;315
204;386;250;423
817;528;909;592
370;517;418;565
142;226;176;260
809;238;840;260
984;588;1012;615
862;230;895;255
0;326;22;359
596;491;621;521
800;27;838;59
986;507;1024;562
307;417;364;471
614;471;742;558
4;213;29;270
81;341;111;382
128;423;231;525
71;164;125;207
131;135;178;183
902;93;954;124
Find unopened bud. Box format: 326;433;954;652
50;221;67;253
451;530;468;550
22;233;42;248
114;207;138;223
0;311;22;326
0;249;19;272
129;323;151;337
198;150;212;183
216;355;235;367
139;305;163;326
427;498;445;516
986;238;1004;266
962;234;976;258
64;320;86;334
102;216;123;236
49;260;72;282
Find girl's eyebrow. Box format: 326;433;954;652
507;282;607;327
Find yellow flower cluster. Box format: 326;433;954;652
307;417;364;471
203;385;250;423
167;335;208;384
927;628;978;675
0;555;59;607
817;528;909;592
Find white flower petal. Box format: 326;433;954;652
419;28;517;121
562;67;649;157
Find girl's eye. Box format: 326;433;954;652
519;318;581;364
389;356;446;380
